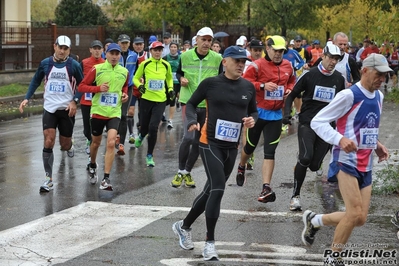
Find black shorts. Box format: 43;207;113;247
90;117;121;136
42;109;75;137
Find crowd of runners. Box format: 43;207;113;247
18;26;396;265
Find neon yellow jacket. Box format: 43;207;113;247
179;49;222;107
133;57;173;102
91;61;128;118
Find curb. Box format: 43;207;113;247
0;92;44;103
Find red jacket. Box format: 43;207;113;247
360;47;380;61
80;56;105;106
243;57;295;111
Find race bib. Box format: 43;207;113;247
172;72;178;82
148;80;164;91
313;86;335;102
264;85;284;100
85;93;92;101
100;93;118;107
48;82;66;93
215;119;241;142
359;128;378;149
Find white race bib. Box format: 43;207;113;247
148;80;164;91
85;93;92;101
264;85;284;100
359;128;378;149
313;86;335;102
215;119;241;142
100;93;118;107
48;82;66;93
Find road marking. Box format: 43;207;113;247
0;202;393;265
161;242;323;265
0;202;177;265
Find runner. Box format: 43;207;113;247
282;44;346;211
133;41;174;167
80;40;105;156
172;45;257;261
78;43;129;190
304;53;390;265
170;27;223;188
18;35;84;192
235;35;295;204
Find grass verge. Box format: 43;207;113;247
0;83;44;97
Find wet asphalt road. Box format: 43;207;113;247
0;102;398;265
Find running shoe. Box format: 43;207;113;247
281;124;288;131
67;145;74;158
135;135;143;148
100;177;113;191
128;134;135;144
203;241;219;261
176;102;181;112
301;210;320;246
172;220;194;250
40;177;53;192
391;210;399;228
184;173;196;188
236;170;246;186
257;186;276;203
88;164;98;184
146;154;155;167
85;139;91;155
117;144;125;155
246;154;255;170
316;165;323;177
115;134;120;147
167;120;173;129
161;112;167;122
171;173;184;188
289;195;302;211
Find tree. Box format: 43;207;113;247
249;0;350;37
31;0;58;22
54;0;109;26
109;0;244;41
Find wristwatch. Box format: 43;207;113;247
260;83;265;90
73;97;79;104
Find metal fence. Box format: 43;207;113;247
0;21;105;70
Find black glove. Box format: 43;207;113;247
169;90;175;100
282;116;292;125
138;85;146;94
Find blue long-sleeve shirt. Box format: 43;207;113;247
25;56;83;100
283;49;304;77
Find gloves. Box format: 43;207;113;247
169;90;175;100
138;85;146;94
282;116;292;125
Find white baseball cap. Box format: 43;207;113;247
196;27;214;37
323;44;341;56
192;36;197;46
236;38;245;46
55;35;71;48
